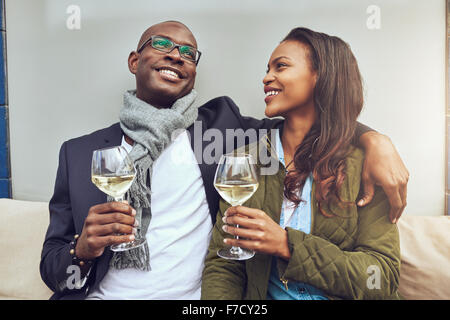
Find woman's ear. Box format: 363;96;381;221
128;51;139;74
313;72;318;86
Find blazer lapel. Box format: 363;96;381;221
101;122;124;148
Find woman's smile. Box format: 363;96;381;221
264;86;281;104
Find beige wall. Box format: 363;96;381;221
6;0;446;216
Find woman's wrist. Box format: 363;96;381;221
278;229;291;261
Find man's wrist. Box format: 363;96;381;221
359;130;389;149
70;234;94;270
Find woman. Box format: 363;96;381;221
201;27;401;300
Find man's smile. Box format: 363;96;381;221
155;66;185;82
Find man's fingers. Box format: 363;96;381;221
98;234;136;248
395;181;408;223
90;201;136;216
389;207;401;225
86;223;136;237
385;187;404;224
358;179;375;207
89;212;136;227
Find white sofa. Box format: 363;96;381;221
0;198;449;300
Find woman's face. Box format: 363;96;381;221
263;40;317;118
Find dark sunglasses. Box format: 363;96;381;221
137;35;202;65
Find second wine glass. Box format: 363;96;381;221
214;153;259;260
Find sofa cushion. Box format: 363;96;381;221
397;214;450;300
0;197;448;300
0;199;53;300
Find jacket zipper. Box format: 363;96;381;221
267;132;290;293
280;278;289;291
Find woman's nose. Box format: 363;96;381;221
263;71;274;85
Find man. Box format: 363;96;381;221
40;21;408;299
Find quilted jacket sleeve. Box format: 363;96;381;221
276;186;401;300
201;199;247;299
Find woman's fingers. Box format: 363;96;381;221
222;224;263;240
222;213;266;230
225;205;264;219
223;238;261;251
222;206;290;259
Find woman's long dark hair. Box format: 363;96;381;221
282;27;364;217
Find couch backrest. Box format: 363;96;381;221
397;214;450;300
0;199;53;300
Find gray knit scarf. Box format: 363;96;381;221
109;89;198;271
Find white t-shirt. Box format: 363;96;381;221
87;130;213;299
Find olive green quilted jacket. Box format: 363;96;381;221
201;134;401;300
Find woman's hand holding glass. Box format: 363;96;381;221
214;153;259;260
222;205;291;260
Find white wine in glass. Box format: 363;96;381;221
91;174;135;200
214;181;259;207
214;153;259;260
91;146;146;252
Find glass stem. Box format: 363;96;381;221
230;204;242;255
112;194;126;239
135;208;142;238
114;194;125;203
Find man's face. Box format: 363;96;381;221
129;22;198;107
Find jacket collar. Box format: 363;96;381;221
233;120;284;174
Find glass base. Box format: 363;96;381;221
110;237;147;252
217;247;255;260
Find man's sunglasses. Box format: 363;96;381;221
137;35;202;65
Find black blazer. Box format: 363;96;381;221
40;96;278;299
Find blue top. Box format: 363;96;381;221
266;129;328;300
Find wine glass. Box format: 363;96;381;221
214;153;259;260
91;146;146;252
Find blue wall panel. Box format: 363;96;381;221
0;0;3;31
0;0;9;198
0;178;8;196
0;105;7;178
0;31;5;106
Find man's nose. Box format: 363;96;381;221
165;47;184;64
